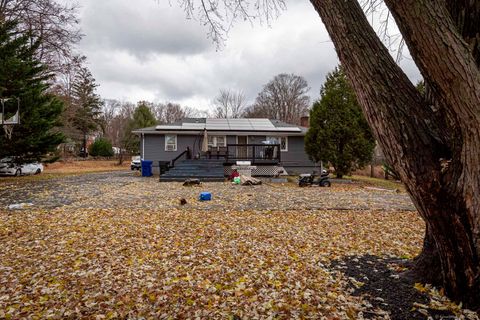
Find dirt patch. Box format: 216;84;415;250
331;255;463;319
44;160;129;173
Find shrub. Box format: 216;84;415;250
89;138;114;157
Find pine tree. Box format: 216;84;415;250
0;21;64;162
305;67;375;178
123;103;157;153
71;67;103;157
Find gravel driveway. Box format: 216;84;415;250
0;171;415;212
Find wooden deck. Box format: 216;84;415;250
225;144;281;165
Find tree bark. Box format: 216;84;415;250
309;0;480;307
383;0;480;304
417;0;480;293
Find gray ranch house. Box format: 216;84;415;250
133;118;318;181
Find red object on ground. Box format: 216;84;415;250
229;170;240;181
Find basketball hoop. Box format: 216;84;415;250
1;97;20;140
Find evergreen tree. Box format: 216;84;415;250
123;102;157;153
0;21;64;162
71;67;103;157
89;138;114;157
305;67;375;178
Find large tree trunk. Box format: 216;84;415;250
309;0;480;307
384;0;480;304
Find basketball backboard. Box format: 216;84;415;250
1;98;20;125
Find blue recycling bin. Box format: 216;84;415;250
141;160;153;177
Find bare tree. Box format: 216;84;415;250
53;56;87;98
175;0;480;306
213;89;246;118
245;73;310;124
151;102;198;124
100;100;135;164
178;0;286;47
101;99;121;135
0;0;82;72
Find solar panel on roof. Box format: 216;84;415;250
252;125;275;130
250;120;275;128
182;123;205;129
250;119;270;122
276;127;301;132
207;126;230;130
229;126;254;130
206;119;227;123
153;118;302;132
155;125;182;130
229;119;250;123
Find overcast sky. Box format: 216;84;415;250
71;0;421;112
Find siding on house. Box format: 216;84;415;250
141;133;317;174
281;136;315;168
143;134;198;165
134;118;320;176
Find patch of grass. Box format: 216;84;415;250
347;175;405;191
0;171;118;184
44;160;129;174
285;175;299;183
0;173;65;183
0;160;130;185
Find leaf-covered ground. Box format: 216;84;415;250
0;172;414;211
0;172;478;319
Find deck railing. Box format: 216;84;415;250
170;147;192;167
226;144;281;164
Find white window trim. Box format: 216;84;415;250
208;135;227;147
165;134;177;152
280;136;288;152
236;135;248;144
266;136;288;152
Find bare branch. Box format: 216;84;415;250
0;0;83;73
213;89;246;118
245;73;310;125
176;0;286;47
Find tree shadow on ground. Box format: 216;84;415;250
331;255;456;320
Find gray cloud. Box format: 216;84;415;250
81;0;211;57
73;0;421;111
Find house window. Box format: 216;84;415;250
266;136;288;152
207;135;227;147
165;135;177;151
280;137;288;151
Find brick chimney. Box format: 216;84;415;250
300;116;309;127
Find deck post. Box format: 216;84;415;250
278;144;281;163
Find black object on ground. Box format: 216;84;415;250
183;178;201;186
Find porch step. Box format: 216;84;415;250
160;176;225;182
159;159;225;182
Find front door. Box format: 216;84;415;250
237;136;248;159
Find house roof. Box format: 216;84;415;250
133;118;307;135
